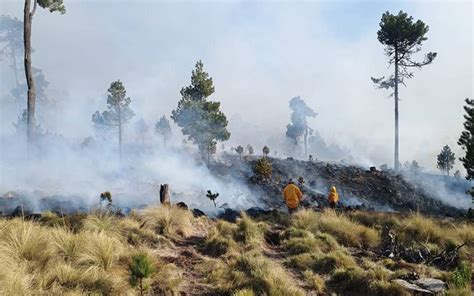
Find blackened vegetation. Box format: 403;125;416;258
211;155;465;217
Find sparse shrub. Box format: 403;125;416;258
129;251;155;296
141;205;194;238
253;158;272;182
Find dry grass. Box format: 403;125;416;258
286;249;357;275
202;250;305;295
141;205;194;238
292;209;381;248
78;231;124;271
302;270;326;293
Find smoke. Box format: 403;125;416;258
0;1;472;213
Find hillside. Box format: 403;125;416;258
0;205;472;295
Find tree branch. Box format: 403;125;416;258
30;0;37;17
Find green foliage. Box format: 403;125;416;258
92;80;135;142
155;115;172;145
458;98;474;183
450;261;471;288
437;145;456;175
171;61;230;161
253;158;272;183
129;252;155;295
38;0;66;13
286;96;316;145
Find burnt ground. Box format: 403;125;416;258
209;155;469;217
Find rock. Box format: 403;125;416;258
217;208;240;222
392;279;433;295
413;278;446;294
192;208;206;218
176;202;188;210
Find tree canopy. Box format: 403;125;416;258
171;60;230;161
437;145;455;176
458;98;474;181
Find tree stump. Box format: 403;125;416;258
160;184;170;205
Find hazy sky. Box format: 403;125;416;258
0;0;472;170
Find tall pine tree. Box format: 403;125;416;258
372;11;436;170
285;96;317;157
171;61;230;163
458;98;474;197
92;80;135;158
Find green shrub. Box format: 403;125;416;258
129;252;155;296
450;261;471;288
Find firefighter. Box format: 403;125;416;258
283;179;304;215
328;186;339;209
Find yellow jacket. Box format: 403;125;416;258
328;186;339;203
283;183;303;209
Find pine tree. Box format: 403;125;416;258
285;96;317;157
171;61;230;163
92;80;135;158
437;145;455;176
235;145;244;159
372;11;436;170
155;115;172;146
458;98;474;180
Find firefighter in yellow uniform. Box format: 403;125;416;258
283;179;304;215
328;186;339;209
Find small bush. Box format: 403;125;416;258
234;214;266;248
286;250;356;274
202;221;238;256
129;251;155;295
253;158;272;182
450;261;471;288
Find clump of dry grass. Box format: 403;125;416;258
202;220;239;256
141;205;194;238
201;250;305;295
82;213;121;237
330;267;408;296
286;249;356;274
78;231;124;271
302;270;325;293
119;217;172;247
292;209;380;249
50;228;85;262
234;213;266;248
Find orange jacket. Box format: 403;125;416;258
328;186;339;203
283;183;303;209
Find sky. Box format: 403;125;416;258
0;0;473;171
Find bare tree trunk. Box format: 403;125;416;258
394;48;400;171
118;104;122;159
304;128;308;159
24;0;36;156
160;184;170;205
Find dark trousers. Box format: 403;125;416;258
329;201;337;209
288;207;299;215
